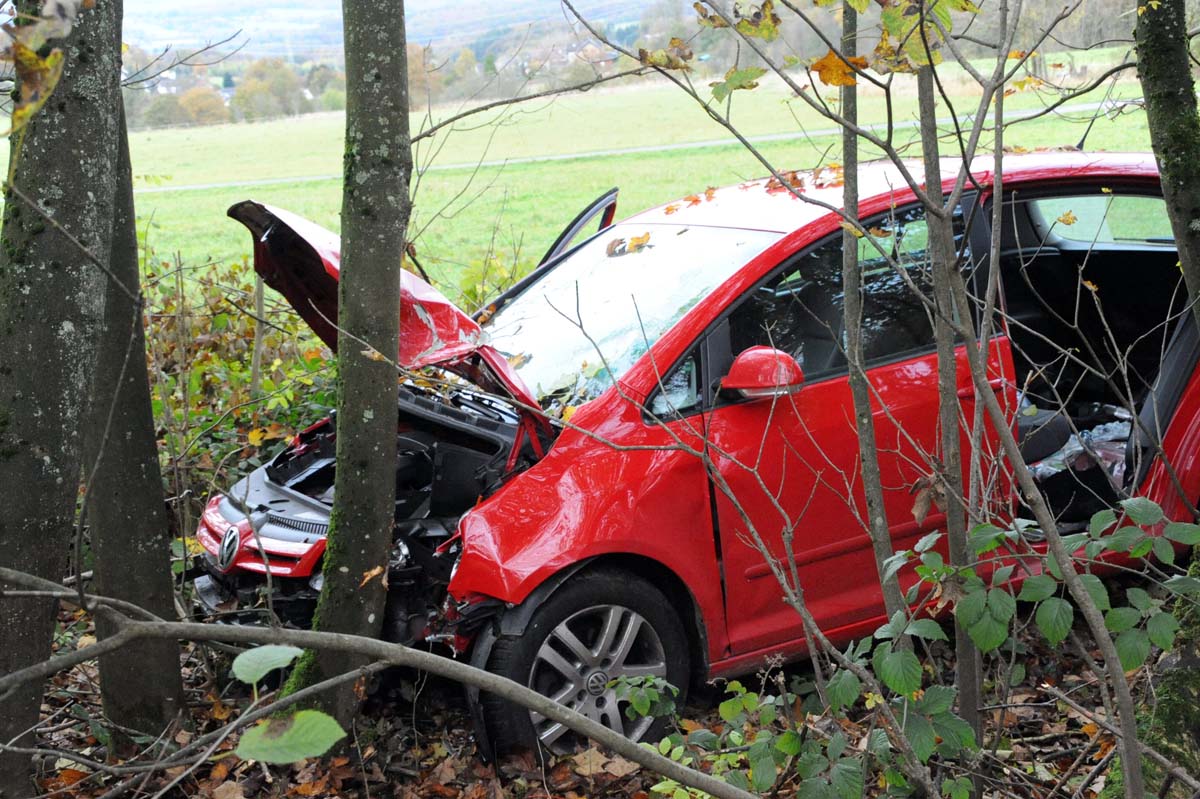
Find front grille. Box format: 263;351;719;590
267;513;329;537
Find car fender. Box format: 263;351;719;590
465;558;592;761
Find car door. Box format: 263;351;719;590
476;188;619;323
705;202;1007;656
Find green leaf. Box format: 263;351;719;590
1153;536;1177;565
968;523;1005;554
1121;497;1163;526
955;587;987;627
1105;607;1141;633
966;611;1009;652
1115;628;1151;670
932;714;976;754
1102;526;1142;552
719;697;743;723
1164;522;1200;545
902;712;936;762
987;588;1017;623
826;668;862;710
1079;573;1111;611
235;710;345;764
775;729;802;756
873;646;922;695
1126;587;1152;611
827;731;847;761
1017;574;1056;602
905;618;948;641
1035;597;1074;646
1089;509;1117;538
687;729;720;751
1165;575;1200;595
726;770;751;791
232;645;304;685
942;776;973;799
1147;611;1180;649
751;754;777;792
915;684;956;716
915;531;941;552
831;759;864;799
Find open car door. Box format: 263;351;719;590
539;187;619;265
475;188;619;323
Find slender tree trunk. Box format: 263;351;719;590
284;0;412;726
1135;0;1200;332
0;1;124;792
840;3;906;623
916;64;983;747
84;105;183;734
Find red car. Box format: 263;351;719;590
194;152;1197;753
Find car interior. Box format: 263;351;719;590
992;189;1194;522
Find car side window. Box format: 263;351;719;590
1028;194;1174;246
648;351;702;418
727;205;963;377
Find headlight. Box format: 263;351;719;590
309;572;324;592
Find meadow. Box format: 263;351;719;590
129;68;1150;297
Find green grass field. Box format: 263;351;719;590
130;71;1151;294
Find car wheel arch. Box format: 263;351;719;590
464;553;708;760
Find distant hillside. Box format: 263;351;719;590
123;0;650;60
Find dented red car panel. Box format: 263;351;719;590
227;201;540;410
198;153;1200;686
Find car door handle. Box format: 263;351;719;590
957;378;1004;400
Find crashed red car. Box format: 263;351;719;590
194;153;1199;753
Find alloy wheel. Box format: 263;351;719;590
527;604;668;751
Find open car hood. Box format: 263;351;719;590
228;200;539;410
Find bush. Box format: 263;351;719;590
142;94;191;129
179;86;230;126
319;88;346;111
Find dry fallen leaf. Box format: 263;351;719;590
604;755;640;778
571;747;608;777
1057;210;1077;226
212;781;247;799
359;565;386;588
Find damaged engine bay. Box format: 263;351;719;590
192;381;551;644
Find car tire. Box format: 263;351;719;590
480;569;690;754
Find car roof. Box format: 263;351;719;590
622;152;1160;234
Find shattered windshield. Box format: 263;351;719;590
482;223;782;411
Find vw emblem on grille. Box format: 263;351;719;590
217;527;240;572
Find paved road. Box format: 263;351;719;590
133;98;1131;195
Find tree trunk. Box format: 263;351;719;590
1135;0;1200;332
83;105;183;735
916;64;983;747
284;0;413;726
0;0;124;793
840;3;906;623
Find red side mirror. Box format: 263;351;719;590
720;346;805;399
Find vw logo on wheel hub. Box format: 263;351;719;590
217;527;241;572
585;671;609;696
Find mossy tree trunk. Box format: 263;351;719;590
284;0;413;726
1135;0;1200;331
0;0;125;793
83;105;184;735
1131;0;1200;788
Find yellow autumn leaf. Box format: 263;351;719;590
359;565;385;588
840;220;864;238
247;428;265;447
1056;210;1077;226
627;232;652;253
812;49;868;87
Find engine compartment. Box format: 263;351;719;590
197;382;548;641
